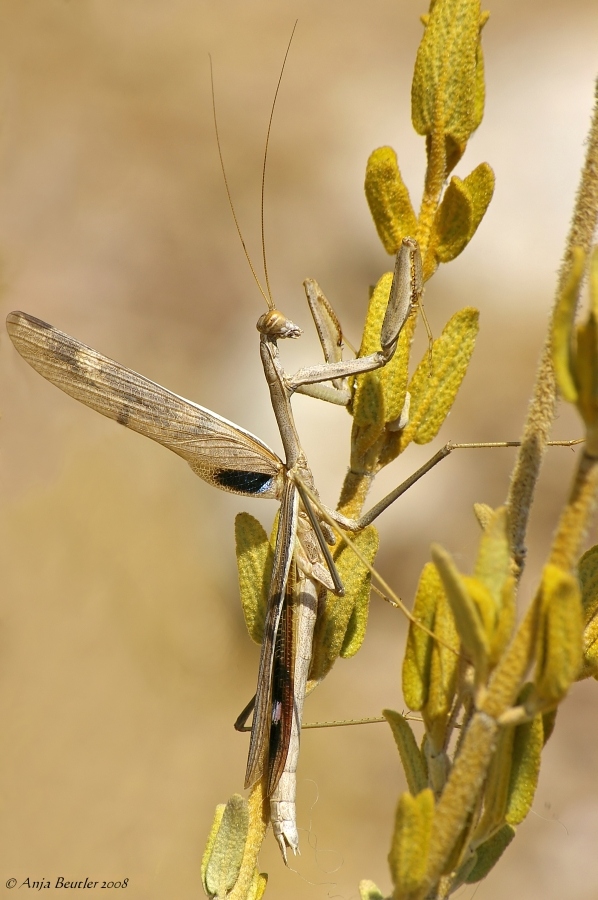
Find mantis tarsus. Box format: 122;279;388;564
6;235;425;862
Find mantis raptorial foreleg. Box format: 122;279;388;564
292;237;423;404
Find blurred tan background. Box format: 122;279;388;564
0;1;597;898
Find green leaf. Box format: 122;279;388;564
534;564;583;704
412;307;479;444
310;526;379;682
473;506;515;662
202;795;249;899
466;162;495;239
382;308;478;465
247;872;268;900
426;586;460;738
473;725;514;840
578;544;598;623
358;881;385;900
412;0;486;161
432;544;490;680
506;708;543;826
235;512;274;645
402;562;443;710
383;710;428;795
552;246;586;404
365;146;418;254
474;507;510;606
473;502;494;530
431;163;495;264
464;824;515;883
351;270;417;460
388;789;435;896
573;250;598;433
432;176;472;263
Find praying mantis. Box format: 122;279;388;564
5;235;425;862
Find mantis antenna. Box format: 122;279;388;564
209;21;299;312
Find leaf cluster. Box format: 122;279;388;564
202;1;598;897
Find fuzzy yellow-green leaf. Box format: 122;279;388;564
431;164;495;265
572;249;598;437
365;146;418;254
412;0;485;155
506;707;543;825
464;574;497;642
402;562;443;710
359;881;384;900
573;317;598;430
351;270;416;459
412;308;479;445
473;507;515;663
388;789;435;897
426;588;460;739
340;526;380;658
465;161;494;237
380;315;418;428
309;526;378;682
542;708;558;744
534;564;583;705
202;795;248;899
481;594;539;720
471;12;490;133
552;246;586;404
464;824;515;884
247;872;268;900
578;546;598;677
489;576;516;666
474;506;510;606
351;272;392;453
578;544;598;623
431;175;472;263
582;622;598;679
473;725;514;841
201;803;226;894
432;545;490;678
473;502;494;530
384;709;428;795
235;512;274;645
384;309;478;464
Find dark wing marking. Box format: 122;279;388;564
266;565;295;795
7;311;284;500
244;478;298;790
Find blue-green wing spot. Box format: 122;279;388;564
214;470;275;494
